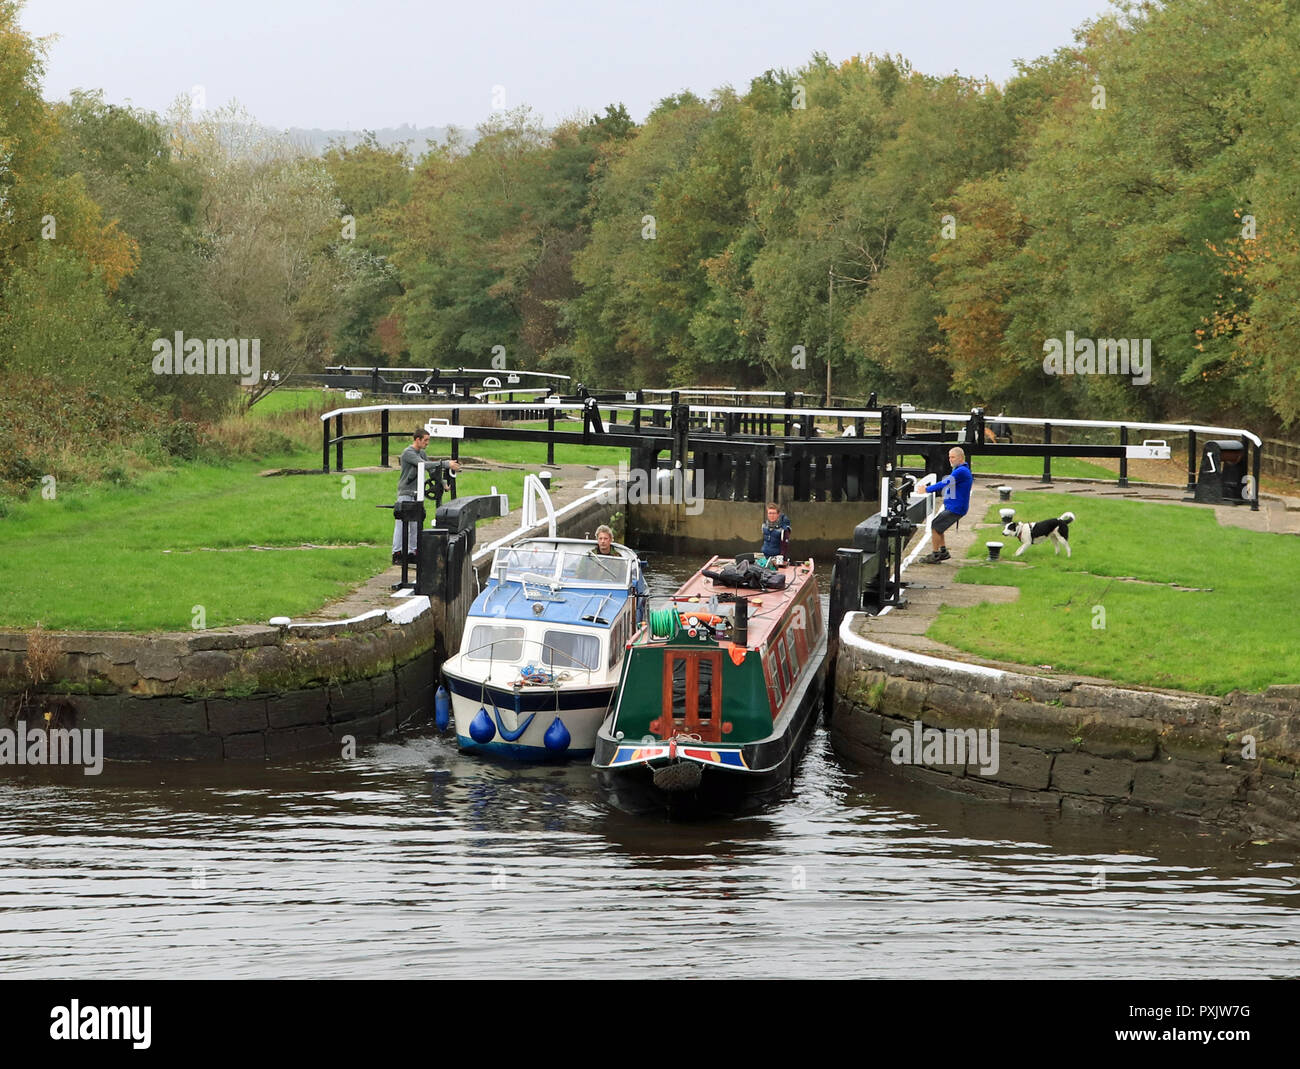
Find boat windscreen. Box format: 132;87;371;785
494;545;631;587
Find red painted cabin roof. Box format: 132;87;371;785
669;556;817;651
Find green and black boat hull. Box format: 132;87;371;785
594;631;827;816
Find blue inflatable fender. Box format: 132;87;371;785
543;717;571;752
469;706;496;744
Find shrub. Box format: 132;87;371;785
160;421;201;460
0;454;43;490
200;420;296;461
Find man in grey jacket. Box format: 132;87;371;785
392;430;460;564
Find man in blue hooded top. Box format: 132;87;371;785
921;446;972;563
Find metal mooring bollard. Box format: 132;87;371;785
986;542;1004;561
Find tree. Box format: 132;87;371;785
1003;1;1266;420
0;244;143;394
321;133;411;363
930;176;1032;402
391;106;608;373
167;98;351;408
569;92;714;385
1;4;137;292
1200;0;1300;428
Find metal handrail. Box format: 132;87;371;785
903;413;1263;449
321;399;1264;511
318;400;1260;446
323;365;571;382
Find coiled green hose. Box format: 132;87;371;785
649;607;680;639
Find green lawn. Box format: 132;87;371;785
902;454;1115;480
259;390;635;468
461;420;630;468
972;455;1116;479
249;387;332;417
0;395;636;630
0;448;527;631
927;493;1299;695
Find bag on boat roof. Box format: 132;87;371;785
703;557;787;591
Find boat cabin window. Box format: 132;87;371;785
793;622;808;661
542;630;600;671
792;602;810;660
652;651;723;743
466;624;526;662
776;641;792;691
766;663;782;714
783;630;799;675
808;599;823;642
608;610;630;669
669;657;715;720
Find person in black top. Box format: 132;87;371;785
760;503;791;559
391;429;459;564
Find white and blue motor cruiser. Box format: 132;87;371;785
440;538;645;759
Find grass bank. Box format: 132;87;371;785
0;390;630;631
901;453;1115;480
0;446;529;631
927;493;1299;695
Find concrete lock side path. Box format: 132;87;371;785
856;474;1300;676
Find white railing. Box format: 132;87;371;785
521;473;555;537
473;473;622;565
323;366;571;382
899;476;939;573
319;400;1261;448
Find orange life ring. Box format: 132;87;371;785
679;612;723;629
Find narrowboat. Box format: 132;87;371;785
592;555;827;813
441;537;646;760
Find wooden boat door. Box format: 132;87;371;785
651;650;723;743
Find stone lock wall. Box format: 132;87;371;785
0;494;624;763
0;613;440;761
629;499;874;559
832;623;1300;842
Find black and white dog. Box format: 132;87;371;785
1002;511;1075;557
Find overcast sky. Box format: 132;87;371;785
20;0;1115;131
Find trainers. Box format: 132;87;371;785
920;549;950;564
391;551;403;565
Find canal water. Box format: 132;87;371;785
1;557;1296;978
